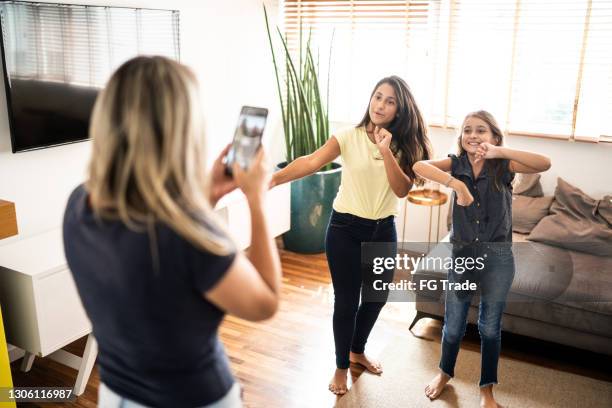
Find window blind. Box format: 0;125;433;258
573;0;612;141
282;0;435;123
282;0;612;142
0;1;180;88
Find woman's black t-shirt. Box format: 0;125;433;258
63;185;236;407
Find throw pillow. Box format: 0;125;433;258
512;195;554;234
527;178;612;256
512;173;544;197
595;195;612;227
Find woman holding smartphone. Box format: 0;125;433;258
63;56;281;407
271;76;432;395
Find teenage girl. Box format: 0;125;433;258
271;76;432;395
413;110;551;408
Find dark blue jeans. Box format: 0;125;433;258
325;210;397;369
439;244;515;387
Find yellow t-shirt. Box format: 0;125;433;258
332;126;399;219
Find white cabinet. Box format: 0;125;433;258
0;228;96;395
215;183;291;249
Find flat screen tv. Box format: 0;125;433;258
0;1;180;152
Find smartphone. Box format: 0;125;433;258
225;106;268;176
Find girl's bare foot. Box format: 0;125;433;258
480;385;501;408
328;368;349;395
349;351;383;374
425;371;451;400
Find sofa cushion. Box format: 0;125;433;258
527;178;612;256
512;173;544;197
505;242;612;337
595;195;612;225
512;195;554;234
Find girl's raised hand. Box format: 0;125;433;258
374;126;392;154
474;142;501;163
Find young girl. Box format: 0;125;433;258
271;76;432;395
413;110;551;408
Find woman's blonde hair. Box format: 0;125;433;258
87;55;232;255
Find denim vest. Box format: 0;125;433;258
448;153;514;244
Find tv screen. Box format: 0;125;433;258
0;1;180;152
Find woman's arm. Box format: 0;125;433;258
270;136;341;187
205;200;280;321
206;150;282;321
381;149;413;197
475;144;551;173
374;127;413;197
412;158;474;206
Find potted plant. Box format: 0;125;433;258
264;5;341;253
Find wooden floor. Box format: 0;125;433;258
10;250;612;407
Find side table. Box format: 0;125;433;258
404;189;448;247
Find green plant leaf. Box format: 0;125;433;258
264;5;333;165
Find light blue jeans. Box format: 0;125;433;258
98;382;242;408
439;244;515;387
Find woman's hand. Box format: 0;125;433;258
374;126;392;155
268;172;278;190
474;142;502;163
233;148;271;203
451;179;474;207
210;143;237;207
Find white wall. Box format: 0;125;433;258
0;0;283;246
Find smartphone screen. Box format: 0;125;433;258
225;106;268;175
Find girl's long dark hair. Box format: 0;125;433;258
457;110;506;191
357;76;432;185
